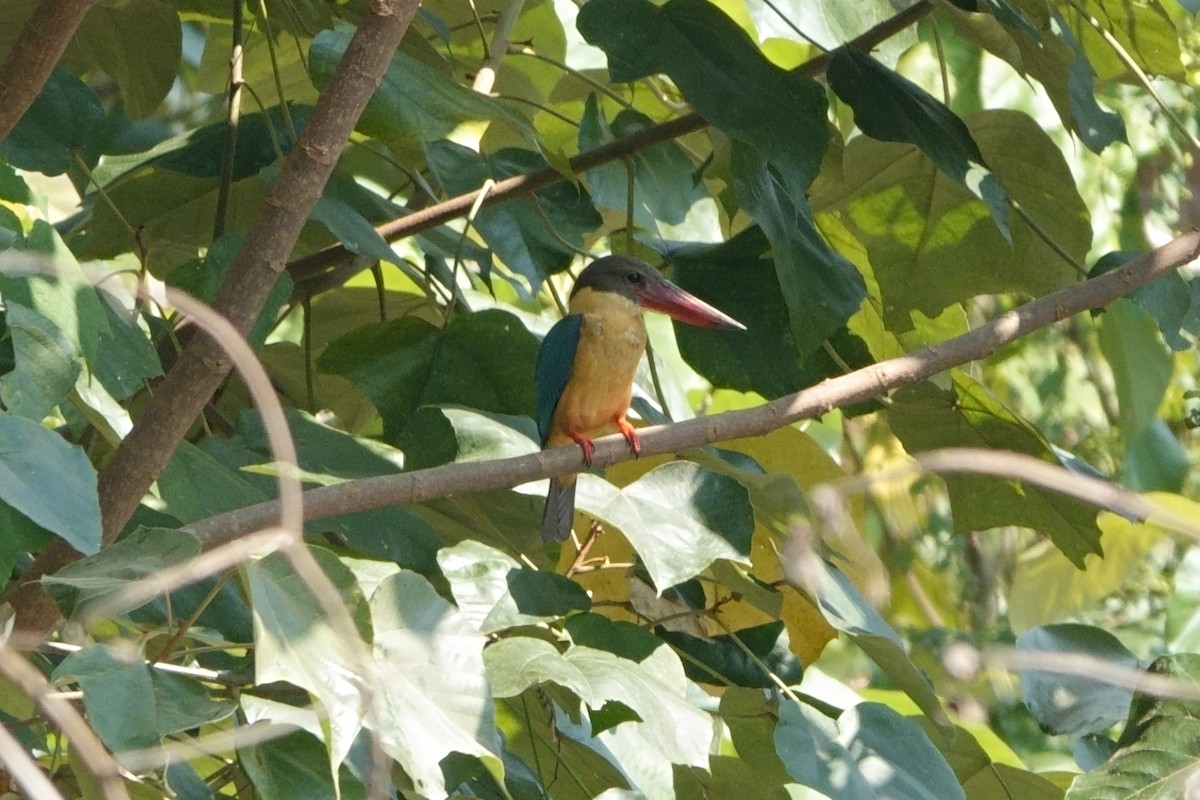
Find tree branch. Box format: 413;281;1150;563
188;228;1200;546
0;0;95;144
4;0;424;637
286;0;935;285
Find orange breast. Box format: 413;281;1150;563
547;299;647;449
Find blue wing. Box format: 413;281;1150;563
535;314;583;446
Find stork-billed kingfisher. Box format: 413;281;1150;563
535;255;745;542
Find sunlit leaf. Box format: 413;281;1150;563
575;461;753;590
370;571;502;798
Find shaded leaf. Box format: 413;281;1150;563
168;233;293;350
828;48;1010;240
812;110;1088;331
889;373;1102;566
656;620;801;688
1098;298;1171;444
578;0;828;190
579;95;720;241
664;228;866;398
805;559;949;731
66;0;182;118
425;141;602;288
43;527;200;618
0;415;101;555
730;145;868;358
0;301;80;420
775;700;964;800
0;68;103;175
240;729;362;800
1018;623;1139;736
318;308;538;446
310;24;534;143
54;644;234;753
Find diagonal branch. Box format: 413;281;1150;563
4;0;425;638
188;228;1200;546
0;0;95;143
287;0;935;285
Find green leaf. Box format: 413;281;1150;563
912;718;1063;799
317;308;539;445
888;373;1102;566
828;48;1010;240
310;24;534;143
813;109;1088;331
656;621;801;688
730;145;868;357
566;613;664;663
575;461;753;590
578;96;719;241
1122;418;1188;493
1;220;110;365
1065;654;1200;799
665;228;874;398
0;68;103;175
53;644;234;753
1098;298;1171;444
43;527;200;618
0;415;101;555
578;0;829;191
91;302;162;402
65;0;182;118
775;700;964;800
1018;624;1139;736
246;546;372;767
158;441;268;523
240;729;363;800
0;301;80;420
484;637;714;769
370;571;502;799
438;540;590;633
424;142;602;287
807;559;950;731
0;502;52;590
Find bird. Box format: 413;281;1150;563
534;255;745;542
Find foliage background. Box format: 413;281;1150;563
0;0;1198;798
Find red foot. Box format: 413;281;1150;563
567;430;596;467
615;414;641;457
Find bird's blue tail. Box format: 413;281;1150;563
540;479;577;542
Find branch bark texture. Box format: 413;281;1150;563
188;228;1200;546
5;0;424;636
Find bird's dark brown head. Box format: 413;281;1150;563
569;255;745;330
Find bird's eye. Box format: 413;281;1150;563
625;271;643;285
